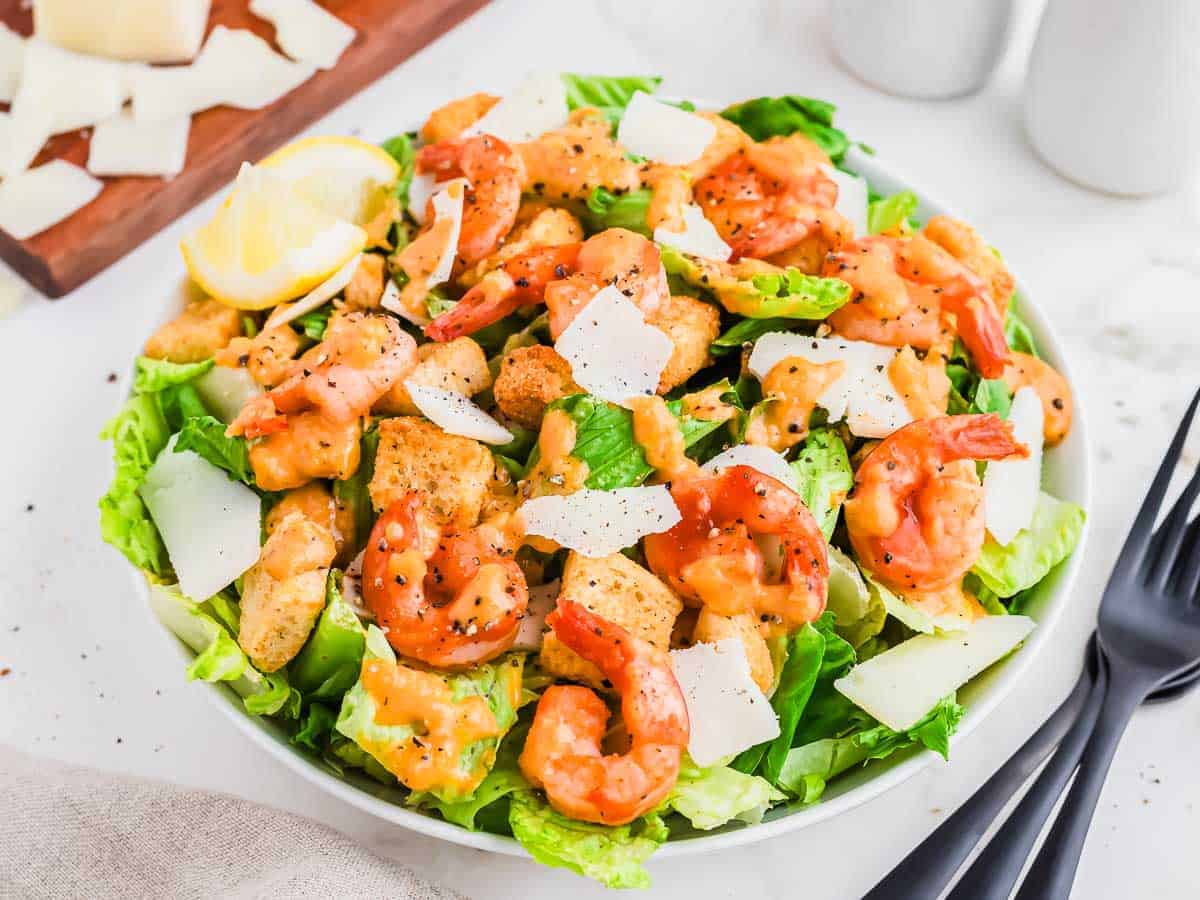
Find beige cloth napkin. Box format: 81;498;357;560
0;746;465;900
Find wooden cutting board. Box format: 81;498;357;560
0;0;490;298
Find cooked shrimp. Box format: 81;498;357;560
643;465;829;635
362;493;528;669
518;600;689;826
518;109;641;201
420;92;499;144
215;325;302;387
694;136;853;261
923;215;1014;313
228;313;416;438
843;414;1027;593
416;134;526;266
424;228;667;342
1003;351;1073;445
458;203;583;288
825;235;1010;378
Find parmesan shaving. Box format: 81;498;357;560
653;203;732;261
33;0;211;63
514;580;560;651
518;486;682;558
0;160;103;240
87;111;191;177
249;0;356;70
463;72;569;143
427;178;468;287
406;171;438;225
263;252;362;330
984;386;1044;545
405;382;513;445
0;23;24;103
617;91;716;165
14;39;131;135
702;444;797;489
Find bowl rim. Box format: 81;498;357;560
121;146;1092;860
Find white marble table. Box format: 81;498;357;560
2;1;1199;897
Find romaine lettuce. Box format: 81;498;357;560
380;132;416;207
972;492;1086;598
709;317;792;357
669;759;784;831
289;571;366;699
719;95;850;161
867;190;919;235
826;547;888;648
1005;297;1041;357
133;356;215;393
560;74;662;127
173;415;254;485
581;186;653;236
333;425;380;555
790;428;855;540
293;303;331;342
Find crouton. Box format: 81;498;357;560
266;481;356;567
238;513;336;672
692;609;775;695
647;294;720;393
540;552;682;690
420;92;499;144
369;417;494;529
214;325;302;387
343;253;387;310
375;337;491;415
144;298;242;363
493;345;580;429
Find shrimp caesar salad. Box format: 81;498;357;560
100;75;1085;887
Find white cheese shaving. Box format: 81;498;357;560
828;168;869;237
670;639;781;767
0;97;54;178
249;0;356;70
554;285;674;407
616;91;716;165
406;170;438;225
87;111;191;177
748;332;913;438
13;38;131;135
130;26;315;123
194;365;262;424
33;0;211;63
463;72;569;143
405;382;514;445
427;178;468;287
0;160;103;240
263;252;362;330
702;444;797;489
379;276;428;325
519;485;682;558
653;203;732;261
835;615;1035;731
984;386;1044;545
0;23;24;103
514;579;560;651
139;438;263;603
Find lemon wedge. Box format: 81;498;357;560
181;163;367;310
259;135;401;227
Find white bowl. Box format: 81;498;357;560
126;148;1091;860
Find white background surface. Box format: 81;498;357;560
3;1;1200;898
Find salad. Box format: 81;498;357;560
100;74;1085;888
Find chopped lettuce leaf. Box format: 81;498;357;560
380;132;416;206
668;757;785;830
790;428;854;539
173;415;254;485
971;378;1012;417
291;703;338;753
289;571;366;699
973;492;1086;598
720;95;850;161
827;546;888;648
508;791;668;889
133;356;215;394
867;190;919;235
866;573;973;634
333;425;380;556
581;186;653;236
293;303;331;341
710;316;792;356
1005;298;1040;358
561;74;662;127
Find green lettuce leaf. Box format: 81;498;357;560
173;415;254;485
865;572;975;634
668;757;785;830
294;303;331;342
289;571;366;699
291;703;339;753
1005;298;1040;357
581;186;653;236
710;317;792;356
508;791;668;889
333;425;380;557
381;132;416;206
790;428;854;539
826;547;888;649
867;190;919;235
133;356;215;393
972;492;1086;598
971;378;1012;417
560;74;662;126
720;95;850;161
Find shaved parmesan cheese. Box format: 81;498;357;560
139;439;263;602
0;100;54;178
555;285;674;407
653;203;732;261
617;91;716;165
263;252;362;330
0;161;103;240
835;615;1035;731
87;112;191;177
427;178;468;287
519;485;681;558
406;382;514;445
406;171;438;225
985;386;1044;545
829;168;869;237
463;72;569;143
702;444;797;489
748;333;913;438
130;26;315;123
249;0;356;70
379;276;428;325
670;639;780;767
194;365;262;424
14;39;131;134
0;23;23;103
33;0;211;63
514;579;560;651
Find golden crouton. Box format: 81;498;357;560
540;552;682;690
647;295;721;393
266;482;356;567
343;253;386;311
493;345;580;429
214;325;302;387
249;414;361;492
144;298;242;363
369;417;494;530
420;92;499;144
238;513;336;672
692;609;775;695
375;337;492;415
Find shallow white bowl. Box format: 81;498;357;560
127;147;1091;860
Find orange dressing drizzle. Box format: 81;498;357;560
889;345;950;421
745;356;845;451
629;395;699;482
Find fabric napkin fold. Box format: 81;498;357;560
0;745;465;899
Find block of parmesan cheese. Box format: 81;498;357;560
33;0;212;63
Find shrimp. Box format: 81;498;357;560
419;92;499;144
228;312;416;438
1002;351;1073;445
643;465;829;635
362;494;528;669
424;228;668;342
694;136;854;262
215;325;302;387
825;235;1011;378
518;109;642;202
843;414;1028;593
457;203;583;288
518;600;689;826
416;134;526;266
923;215;1014;313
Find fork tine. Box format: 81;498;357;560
1148;461;1200;588
1114;386;1200;578
1172;515;1200;602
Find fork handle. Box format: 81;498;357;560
860;664;1094;900
942;659;1110;900
1013;668;1150;900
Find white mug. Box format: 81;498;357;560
1025;0;1200;195
830;0;1016;100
